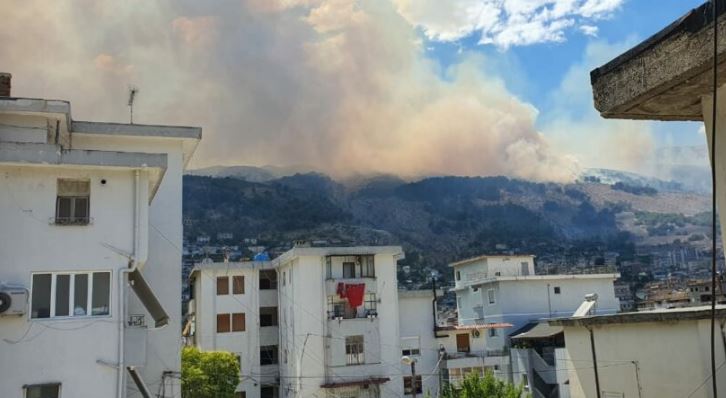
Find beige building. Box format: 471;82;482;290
550;306;726;398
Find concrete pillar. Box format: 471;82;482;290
701;87;726;254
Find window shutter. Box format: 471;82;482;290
217;313;230;333
232;313;246;332
233;276;245;294
217;277;229;295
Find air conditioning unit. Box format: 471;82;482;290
0;284;28;316
471;329;481;338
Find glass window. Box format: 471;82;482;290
54;274;70;317
364;293;377;314
488;289;496;305
345;335;364;365
403;375;422;395
55;179;90;225
554;286;561;294
31;274;52;319
260;346;278;365
92;272;110;316
360;256;375;277
401;336;421;356
259;270;277;290
74;274;88;316
25;384;60;398
342;262;356;278
260;307;278;327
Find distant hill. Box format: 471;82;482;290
183;172;712;282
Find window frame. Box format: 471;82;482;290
403;375;423;395
24;383;61;398
342;262;356;279
401;336;421;357
260;345;279;366
232;276;245;295
217;276;229;295
345;335;365;365
30;271;111;320
55;179;90;226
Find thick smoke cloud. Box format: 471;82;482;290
1;0;642;182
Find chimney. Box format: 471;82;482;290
0;73;11;97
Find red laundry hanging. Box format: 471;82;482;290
337;282;347;298
345;283;366;308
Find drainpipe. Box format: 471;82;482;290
588;326;602;398
116;169;148;398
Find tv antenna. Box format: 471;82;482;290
127;86;139;124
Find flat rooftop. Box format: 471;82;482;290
452;273;620;291
449;254;535;267
550;304;726;327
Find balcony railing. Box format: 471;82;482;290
327;309;378;320
443;350;486;360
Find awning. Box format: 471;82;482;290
436;323;512;331
321;378;390;389
127;367;152;398
511;322;563;341
129;269;169;328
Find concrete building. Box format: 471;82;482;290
0;73;201;397
186;247;510;398
550;306;726;398
450;254;619;397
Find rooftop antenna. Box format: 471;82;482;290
127;86;139;124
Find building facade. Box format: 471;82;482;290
0;74;201;398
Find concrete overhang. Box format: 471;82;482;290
72;121;202;167
0;97;71;130
0;142;167;201
591;1;726;121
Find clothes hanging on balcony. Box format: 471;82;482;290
336;282;347;298
344;283;365;308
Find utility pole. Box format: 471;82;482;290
411;360;417;398
589;327;602;398
128;86;138;124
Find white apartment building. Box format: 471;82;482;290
187;260;281;398
450;254;620;396
187;246;513;398
0;73;201;398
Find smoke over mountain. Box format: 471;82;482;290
2;0;661;182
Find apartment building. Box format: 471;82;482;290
0;73;201;398
449;254;619;397
187;246;514;397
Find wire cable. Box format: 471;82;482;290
711;1;720;397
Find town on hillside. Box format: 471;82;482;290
2;1;726;398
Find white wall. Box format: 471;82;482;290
0;163;135;397
73;134;189;396
398;293;440;396
562;319;726;398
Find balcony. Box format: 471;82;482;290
327;308;378;321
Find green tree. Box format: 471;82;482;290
181;346;240;398
438;370;529;398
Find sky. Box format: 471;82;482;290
0;0;711;181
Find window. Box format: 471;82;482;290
345;335;365;365
282;272;286;286
260;386;277;398
360;255;375;277
326;258;332;279
260;345;278;365
342;262;356;278
55;179;90;225
328;296;357;319
489;328;497;337
233;276;245;294
364;293;377;314
217;277;229;295
401;336;421;356
488;289;496;305
24;383;60;398
235;392;247;398
554;286;561;294
522;374;529;389
260;307;278;327
232;313;246;332
217;313;231;333
403;375;422;395
456;271;461;281
520;262;530;276
31;271;110;319
259;270;277;290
